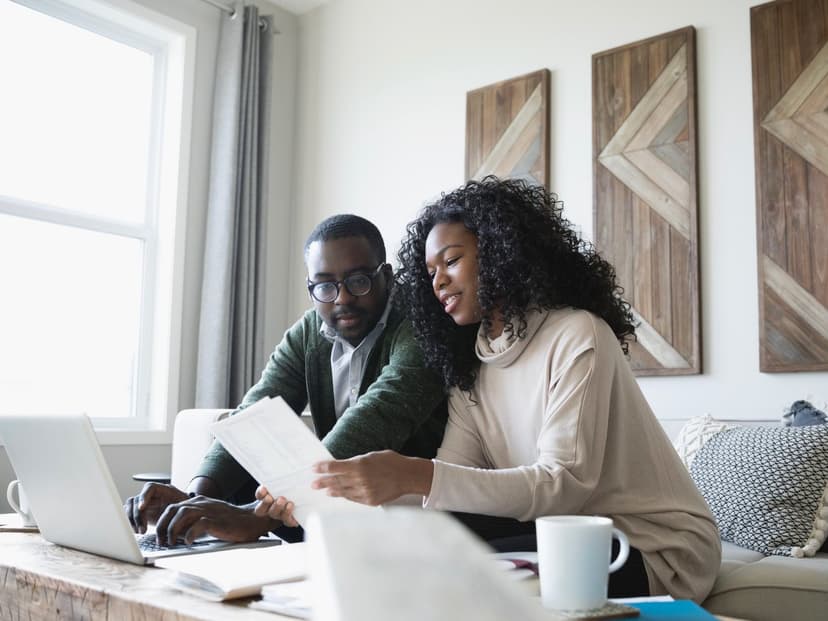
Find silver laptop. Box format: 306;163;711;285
0;413;278;565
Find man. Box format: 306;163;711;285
125;214;447;545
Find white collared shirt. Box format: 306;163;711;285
320;296;393;418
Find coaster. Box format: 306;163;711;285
0;512;39;533
552;601;640;620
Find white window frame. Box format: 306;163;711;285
1;0;196;443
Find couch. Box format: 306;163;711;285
168;410;828;621
168;408;230;490
676;415;828;621
704;541;828;620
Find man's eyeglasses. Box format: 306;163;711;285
307;264;386;303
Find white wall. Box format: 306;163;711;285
4;0;826;514
0;0;298;511
288;0;827;435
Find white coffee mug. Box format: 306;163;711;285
6;479;37;528
535;515;629;611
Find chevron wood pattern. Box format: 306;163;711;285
752;0;828;372
593;27;700;376
466;70;549;187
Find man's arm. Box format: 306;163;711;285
187;476;221;497
321;318;447;459
192;313;312;499
125;314;314;535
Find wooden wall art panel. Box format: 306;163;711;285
752;0;828;372
592;27;700;376
466;69;549;187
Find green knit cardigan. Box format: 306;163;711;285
195;306;448;498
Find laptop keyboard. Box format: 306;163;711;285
136;532;213;552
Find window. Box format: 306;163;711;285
0;0;195;434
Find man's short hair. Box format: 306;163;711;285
304;214;386;264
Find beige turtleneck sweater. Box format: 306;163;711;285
424;308;720;602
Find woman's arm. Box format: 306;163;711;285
307;391;487;506
428;347;608;521
311;451;434;505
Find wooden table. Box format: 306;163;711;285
0;532;291;620
0;528;749;621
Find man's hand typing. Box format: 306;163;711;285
154;496;278;546
124;483;189;535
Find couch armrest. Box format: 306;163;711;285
170;409;231;490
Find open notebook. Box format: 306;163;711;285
0;413;277;565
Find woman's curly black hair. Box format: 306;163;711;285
396;176;635;391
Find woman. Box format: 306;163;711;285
256;177;721;601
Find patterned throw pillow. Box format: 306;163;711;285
689;425;828;557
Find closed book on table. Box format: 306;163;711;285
154;541;307;601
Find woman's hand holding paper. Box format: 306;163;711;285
310;450;434;506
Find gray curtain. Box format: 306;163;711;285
196;5;273;408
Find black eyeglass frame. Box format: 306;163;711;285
306;263;387;303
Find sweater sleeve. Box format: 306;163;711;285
434;391;488;468
424;345;612;522
192;314;311;498
320;319;447;459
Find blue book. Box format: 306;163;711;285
631;600;718;620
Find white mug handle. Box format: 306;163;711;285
6;480;22;514
609;527;629;573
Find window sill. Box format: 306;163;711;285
95;429;173;445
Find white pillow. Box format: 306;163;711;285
673;414;735;469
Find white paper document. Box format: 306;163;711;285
210;396;368;524
305;508;548;621
250;580;314;618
